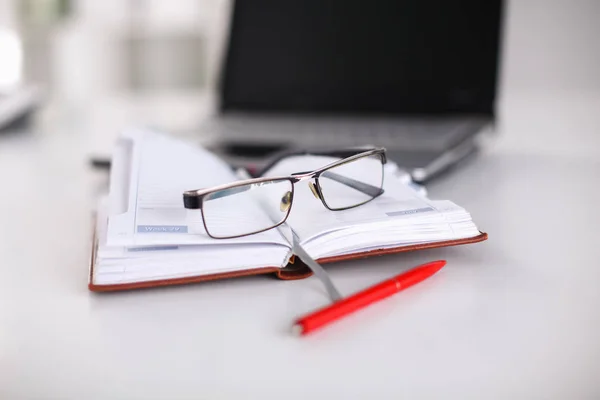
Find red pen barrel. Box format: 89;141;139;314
296;279;399;335
294;260;446;335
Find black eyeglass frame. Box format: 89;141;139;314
183;148;387;239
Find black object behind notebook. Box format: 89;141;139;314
219;0;503;116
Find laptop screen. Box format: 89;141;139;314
219;0;503;116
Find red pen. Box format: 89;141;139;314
293;260;447;336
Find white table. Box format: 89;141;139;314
1;94;600;399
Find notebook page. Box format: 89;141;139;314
264;155;437;244
302;200;480;258
95;198;291;285
107;130;289;248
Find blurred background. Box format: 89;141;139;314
2;3;600;396
0;0;599;169
0;0;230;139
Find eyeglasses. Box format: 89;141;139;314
183;148;386;239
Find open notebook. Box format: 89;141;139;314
89;130;486;291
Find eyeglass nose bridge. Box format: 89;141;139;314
291;171;323;201
291;170;317;181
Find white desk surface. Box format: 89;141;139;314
1;94;600;399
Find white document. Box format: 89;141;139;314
95;198;291;284
106;129;288;247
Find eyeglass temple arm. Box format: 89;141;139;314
292;170;383;198
183;185;252;208
320;171;384;197
202;185;250;200
257;148;385;177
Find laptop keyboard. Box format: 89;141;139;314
201;115;486;151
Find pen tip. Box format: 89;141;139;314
292;324;304;336
428;260;446;272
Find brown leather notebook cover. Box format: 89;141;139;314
88;231;488;292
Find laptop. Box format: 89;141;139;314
200;0;504;182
